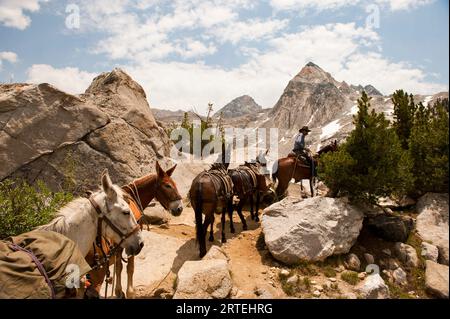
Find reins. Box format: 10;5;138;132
87;195;141;298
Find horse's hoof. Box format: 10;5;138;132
126;290;135;299
115;291;126;299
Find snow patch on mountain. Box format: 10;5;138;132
320;119;341;140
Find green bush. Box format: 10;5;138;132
0;179;73;239
319;91;413;202
340;271;359;285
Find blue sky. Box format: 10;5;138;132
0;0;448;114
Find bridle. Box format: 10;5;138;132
148;177;182;211
87;195;141;271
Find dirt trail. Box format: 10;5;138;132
149;205;287;298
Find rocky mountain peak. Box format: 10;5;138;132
350;84;382;96
364;84;383;96
85;68;146;99
269;63;348;130
214;95;262;118
294;62;335;85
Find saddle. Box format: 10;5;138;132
230;165;258;195
288;152;311;168
202;166;233;200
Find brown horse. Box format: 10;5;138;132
228;150;271;228
85;162;182;298
189;162;234;258
272;141;338;198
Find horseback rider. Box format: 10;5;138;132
293;126;315;175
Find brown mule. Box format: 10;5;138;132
272;141;338;198
189;163;234;258
85;162;183;299
228;150;272;227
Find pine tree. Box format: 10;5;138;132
409;98;449;194
319;91;413;202
392;90;416;149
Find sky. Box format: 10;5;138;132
0;0;448;114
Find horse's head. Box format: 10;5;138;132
155;162;183;216
100;169;144;256
317;140;339;155
256;149;269;165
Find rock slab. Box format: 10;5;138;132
416;193;449;265
261;196;364;264
356;274;390;299
425;260;449;299
173;246;232;299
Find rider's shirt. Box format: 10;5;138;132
293;133;305;151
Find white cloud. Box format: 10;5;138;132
0;0;47;29
0;51;18;63
74;0;283;62
125;23;445;112
270;0;435;11
270;0;360;11
27;23;447;114
26;64;97;94
211;18;289;44
375;0;435;11
336;52;448;95
175;39;217;59
0;51;18;71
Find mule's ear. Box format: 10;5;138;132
101;169;116;198
156;161;164;178
166;164;177;177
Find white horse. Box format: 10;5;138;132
39;169;144;296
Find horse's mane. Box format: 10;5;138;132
37;185;125;235
37;197;89;235
210;163;227;171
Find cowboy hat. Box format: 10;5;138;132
299;126;311;132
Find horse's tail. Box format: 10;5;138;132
193;181;206;258
271;160;279;186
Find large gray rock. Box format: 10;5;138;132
366;214;414;242
1;69;172;193
356;274;390;299
173;261;232;299
101;230;197;298
416;193;449;265
173;246;232;299
261;196;364;264
345;253;361;271
425;260;449;299
392;268;408;286
421;242;439;263
394;242;420;268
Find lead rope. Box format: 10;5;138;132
131;182;144;213
111;254;116;298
